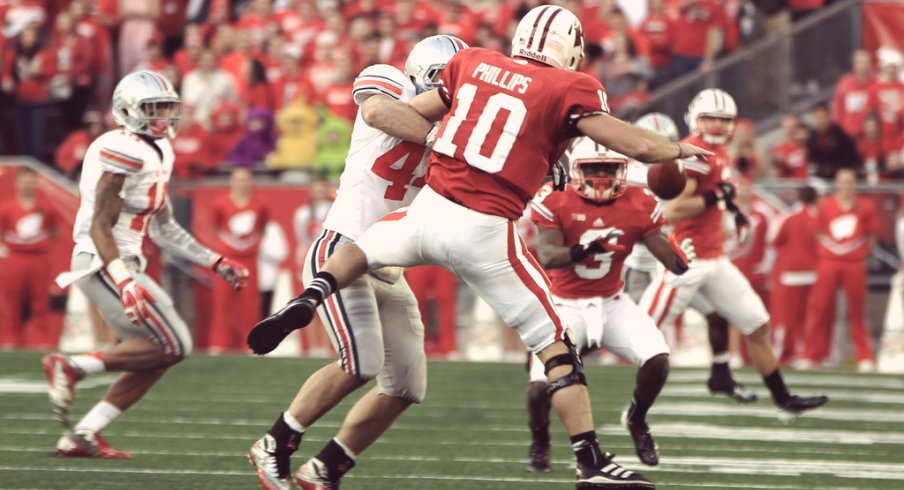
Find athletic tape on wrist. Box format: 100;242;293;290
106;258;131;286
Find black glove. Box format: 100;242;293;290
552;158;570;192
716;182;736;202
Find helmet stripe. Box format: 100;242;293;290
537;7;563;52
526;5;552;49
445;36;459;53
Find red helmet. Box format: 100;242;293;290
567;137;628;202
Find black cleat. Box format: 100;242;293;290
776;394;829;423
621;409;659;466
524;440;551;473
247;297;317;354
707;377;758;404
576;453;655;489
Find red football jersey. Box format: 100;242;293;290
428;48;610;220
832;74;875;137
211;194;269;258
0;198;57;254
815;195;877;261
869;80;904;142
772;206;818;274
769;140;809;179
672;135;732;259
727;206;768;282
530;183;663;299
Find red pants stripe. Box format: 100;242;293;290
802;260;873;362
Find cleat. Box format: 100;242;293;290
576;453;655;489
42;354;84;427
620;408;659;466
707;377;758;404
524;440;551;473
295;458;340;490
249;435;293;490
776;394;829;423
248;298;316;355
56;430;132;459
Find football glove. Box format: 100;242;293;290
586;230;627;254
716;182;737;202
424;124;440;148
118;279;156;326
668;235;695;274
213;256;250;291
733;211;750;243
551;157;570;192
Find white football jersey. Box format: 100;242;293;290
73;129;174;258
322;64;426;240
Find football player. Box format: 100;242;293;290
249;5;713;489
640;88;828;417
248;35;468;490
524;138;695;470
44;71;249;458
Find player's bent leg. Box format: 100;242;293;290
525;353;552;472
704;313;758;404
622;354;668;466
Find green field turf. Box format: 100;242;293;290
1;350;903;489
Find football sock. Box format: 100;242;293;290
299;272;337;307
711;353;732;380
69;353;105;375
74;400;121;434
763;369;791;404
268;412;304;452
631;354;669;422
315;438;357;478
530;424;550;446
570;431;606;469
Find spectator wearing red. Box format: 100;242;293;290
207;167;267;352
69;0;114;103
54;109;105;176
213;25;252;93
118;0;161;74
182;48;238;129
436;0;477;46
171;109;217;179
47;10;94;133
580;0;614;49
245;58;274;111
391;0;433;41
770;186;819;365
235;0;278;48
208;102;245;166
770;114;810;179
319;53;357;121
199;0;232;40
729;119;766;179
259;33;287;81
472;22;504;53
0;167;60;349
869;48;904;145
802;168;877;371
156;0;189;55
726;180;770;303
833;49;876;138
716;0;741;53
270;49;318;110
597;32;652;112
375;14;410;67
639;0;674;86
669;0;723;77
405;265;458;355
1;23;54;162
276;0;325;49
807;104;861;179
172;23;204;76
135;34;171;73
857;114;893;183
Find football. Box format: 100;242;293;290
646;161;687;200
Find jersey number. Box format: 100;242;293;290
433;83;527;174
574;227;621;280
371;141;427;201
130;182;168;232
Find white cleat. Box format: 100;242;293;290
249;435;293;490
41;354;84;427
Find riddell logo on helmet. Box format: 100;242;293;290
517;48;548;64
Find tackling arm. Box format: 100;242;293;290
148;198;218;267
360;92;441;145
576;113;712;163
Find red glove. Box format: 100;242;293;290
213;256;250;291
117;278;157;326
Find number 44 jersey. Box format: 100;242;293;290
322;64;426;241
530;182;664;299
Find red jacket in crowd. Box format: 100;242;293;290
833;74;875;137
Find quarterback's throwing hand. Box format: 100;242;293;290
214;256;250;291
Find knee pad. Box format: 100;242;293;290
544;329;587;397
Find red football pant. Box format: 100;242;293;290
0;253;56;348
405;265;457;355
802;260;873;362
770;282;815;364
208;259;260;352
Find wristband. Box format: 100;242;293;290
569;244;588;262
106;258;131;286
702;190;720;208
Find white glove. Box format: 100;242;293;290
679;237;696;263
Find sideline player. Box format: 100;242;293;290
250;5;714;488
524;138;695;470
640;88;828;417
43;71;248;457
248;36;468;490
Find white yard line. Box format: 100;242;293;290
666;371;904;390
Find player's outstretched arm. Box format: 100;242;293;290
576;113;712;163
360;93;437;145
643;232;693;274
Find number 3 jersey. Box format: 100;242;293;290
73;129;174;257
428;47;610;221
322;64;425;241
530;183;663;299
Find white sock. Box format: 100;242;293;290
283;411;307;433
334;437;357;460
69;353;106;375
712;352;731;364
75;400;121;434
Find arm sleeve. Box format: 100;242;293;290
352;64;412;105
148;198;218;267
98;145;144;175
681;156;711;178
529;183;561;229
563;74;610;132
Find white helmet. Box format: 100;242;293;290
636;112;680;141
685;88;737;146
112;70;181;139
405;35;469;94
511;5;584;71
567;137;628;202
